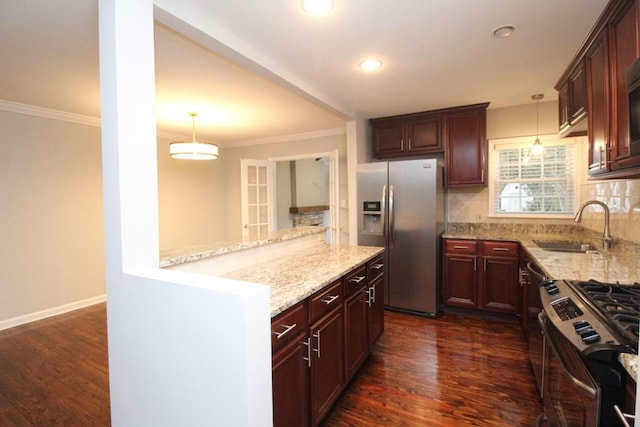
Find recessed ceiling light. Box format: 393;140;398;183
302;0;333;15
360;59;383;71
492;25;516;39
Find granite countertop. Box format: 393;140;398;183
444;222;640;381
220;243;384;317
159;226;328;268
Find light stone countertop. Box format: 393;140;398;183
443;222;640;381
220;243;384;317
159;226;328;268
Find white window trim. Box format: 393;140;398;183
488;134;581;219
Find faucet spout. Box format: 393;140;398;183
573;200;612;250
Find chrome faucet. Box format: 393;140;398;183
573;200;613;250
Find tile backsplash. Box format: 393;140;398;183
447;178;640;245
580;178;640;245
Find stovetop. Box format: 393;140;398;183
570;280;640;351
539;279;638;357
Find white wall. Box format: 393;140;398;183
295;158;329;206
0;111;106;326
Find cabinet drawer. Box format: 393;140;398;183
367;254;384;282
271;301;308;353
344;265;367;297
481;241;519;257
309;280;343;324
444;239;478;254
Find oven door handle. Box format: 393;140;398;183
537;312;598;399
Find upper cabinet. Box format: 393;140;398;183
557;61;588;137
370;103;489;187
370;111;442;158
557;0;640;178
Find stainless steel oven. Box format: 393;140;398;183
535;278;636;427
539;311;600;426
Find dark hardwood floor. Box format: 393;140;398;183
0;305;541;426
0;304;110;426
322;310;542;426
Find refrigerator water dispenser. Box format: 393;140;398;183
362;201;382;234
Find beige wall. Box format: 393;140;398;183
157;138;228;250
222;132;347;241
0;111;105;323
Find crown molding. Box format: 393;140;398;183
0;99;101;127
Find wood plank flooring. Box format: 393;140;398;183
0;305;541;426
322;310;543;426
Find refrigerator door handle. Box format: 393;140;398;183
389;185;395;244
381;184;387;241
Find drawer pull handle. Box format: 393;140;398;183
273;323;297;339
371;263;384;270
313;332;321;359
492;247;510;252
302;338;311;367
350;276;366;284
453;245;469;250
322;295;340;305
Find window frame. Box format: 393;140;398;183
488;134;579;219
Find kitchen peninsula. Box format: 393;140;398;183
161;226;385;426
160;226;383;316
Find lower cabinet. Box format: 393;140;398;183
271;255;385;427
443;239;519;314
310;307;344;425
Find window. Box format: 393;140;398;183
489;136;577;218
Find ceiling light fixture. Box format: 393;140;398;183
169;113;219;160
359;59;383;71
531;94;544;155
492;25;516;39
302;0;333;15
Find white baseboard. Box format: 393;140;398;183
0;295;107;331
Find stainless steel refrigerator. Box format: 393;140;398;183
357;158;445;316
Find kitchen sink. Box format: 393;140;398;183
533;240;600;253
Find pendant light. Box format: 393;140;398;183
531;94;544;155
169;113;219;160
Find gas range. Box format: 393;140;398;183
539;279;639;359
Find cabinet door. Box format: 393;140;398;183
445;107;488;186
344;288;368;383
367;275;384;347
611;0;640;170
569;62;588;125
482;256;519;313
558;81;571;134
586;30;610;175
371;118;404;158
443;254;478;308
310;308;344;426
406;114;442;154
272;331;310;427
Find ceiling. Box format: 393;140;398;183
0;0;610;146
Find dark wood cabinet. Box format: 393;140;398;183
443;240;479;308
480;241;519;314
271;255;385;427
444;104;489;187
443;239;520;315
586;29;610;175
558;0;640;178
343;287;368;383
558;62;588;137
310;306;344;426
271;301;310;427
371;112;442;158
272;330;310;427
